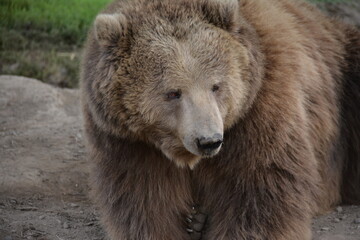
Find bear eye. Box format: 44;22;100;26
212;84;220;92
167;90;182;100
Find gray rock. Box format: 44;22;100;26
63;222;70;229
336;206;343;213
70;203;79;208
353;218;360;224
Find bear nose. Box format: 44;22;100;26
196;135;223;153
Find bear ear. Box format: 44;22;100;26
199;0;240;31
94;13;127;47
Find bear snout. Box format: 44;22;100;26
195;133;223;156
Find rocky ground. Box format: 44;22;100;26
0;74;359;240
0;76;105;240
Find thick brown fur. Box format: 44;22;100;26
80;0;360;239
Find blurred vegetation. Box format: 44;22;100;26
0;0;356;88
0;0;111;47
0;0;111;88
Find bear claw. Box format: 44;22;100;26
186;205;208;240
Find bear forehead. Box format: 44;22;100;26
125;22;234;80
125;35;233;88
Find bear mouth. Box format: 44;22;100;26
178;143;222;169
182;139;223;159
159;137;223;169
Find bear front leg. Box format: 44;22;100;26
194;122;320;240
87;127;193;240
200;169;314;240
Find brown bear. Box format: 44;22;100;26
80;0;360;239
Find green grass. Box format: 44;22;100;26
0;0;111;47
0;0;112;88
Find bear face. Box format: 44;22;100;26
87;0;261;168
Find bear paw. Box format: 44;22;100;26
186;205;207;240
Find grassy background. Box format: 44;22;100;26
0;0;111;47
0;0;355;88
0;0;112;87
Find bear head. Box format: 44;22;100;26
85;0;263;168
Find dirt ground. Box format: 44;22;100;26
0;76;105;240
1;3;360;239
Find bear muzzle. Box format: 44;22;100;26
195;133;223;157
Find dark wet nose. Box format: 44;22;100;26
196;134;223;153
